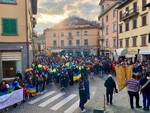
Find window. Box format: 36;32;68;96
142;15;147;26
106;26;108;35
113;38;116;48
119;24;123;33
113;23;117;32
125;7;129;16
68;40;72;46
132;36;137;47
133;2;137;12
141;35;147;46
53;33;56;37
113;10;116;18
125;22;129;31
106;15;108;22
125;38;129;48
119;39;123;48
2;18;17;35
0;0;16;4
76;40;80;46
133;18;137;29
84;31;88;36
77;31;80;36
119;11;122;21
106;39;108;48
53;40;57;47
68;32;72;36
61;40;64;47
142;0;147;11
61;33;64;37
84;39;88;46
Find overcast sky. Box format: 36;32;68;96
35;0;100;34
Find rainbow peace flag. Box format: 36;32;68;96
25;84;36;94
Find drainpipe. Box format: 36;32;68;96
25;0;29;67
116;7;119;49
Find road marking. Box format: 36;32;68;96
28;91;56;104
38;92;65;107
51;94;77;111
64;100;79;113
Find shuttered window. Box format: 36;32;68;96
0;0;16;4
2;18;17;35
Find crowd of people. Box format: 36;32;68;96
104;59;150;112
0;52;150;112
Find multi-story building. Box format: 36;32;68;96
45;17;100;56
98;0;119;58
117;0;150;61
34;34;46;53
0;0;37;80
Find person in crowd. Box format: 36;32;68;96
0;80;9;93
104;74;118;105
126;74;142;109
139;72;150;111
79;78;87;112
84;76;90;100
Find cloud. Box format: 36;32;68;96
35;0;100;33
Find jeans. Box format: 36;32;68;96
79;99;87;111
128;91;140;108
142;93;150;109
106;92;113;104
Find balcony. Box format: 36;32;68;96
121;7;139;21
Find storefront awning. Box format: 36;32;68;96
115;48;127;56
139;50;150;55
51;49;63;53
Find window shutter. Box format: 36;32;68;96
2;18;17;35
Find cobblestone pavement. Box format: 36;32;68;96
1;75;149;113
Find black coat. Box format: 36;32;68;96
104;77;117;93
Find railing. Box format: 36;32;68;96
121;7;139;21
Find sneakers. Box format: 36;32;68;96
81;109;86;112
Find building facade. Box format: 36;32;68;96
117;0;150;61
98;0;119;58
45;17;100;56
0;0;37;80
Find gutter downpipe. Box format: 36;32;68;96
25;0;29;68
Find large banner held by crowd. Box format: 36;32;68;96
115;65;133;91
0;89;23;110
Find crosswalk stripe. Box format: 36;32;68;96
64;100;79;113
38;92;65;107
28;91;56;104
50;94;77;111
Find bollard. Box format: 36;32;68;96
93;107;105;113
93;94;106;113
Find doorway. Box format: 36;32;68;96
2;61;16;78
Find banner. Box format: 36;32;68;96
115;66;126;91
115;65;133;91
0;89;23;110
125;65;133;80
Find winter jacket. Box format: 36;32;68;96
104;76;117;93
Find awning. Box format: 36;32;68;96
126;49;138;58
51;49;63;53
139;50;150;55
126;54;135;58
115;48;127;56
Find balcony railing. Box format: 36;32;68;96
121;7;139;21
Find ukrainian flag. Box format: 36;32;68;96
73;72;81;81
